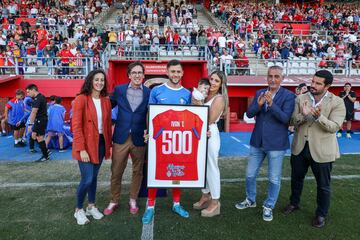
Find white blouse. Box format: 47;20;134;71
92;98;103;134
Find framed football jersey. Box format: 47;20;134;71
147;104;209;188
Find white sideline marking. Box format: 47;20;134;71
141;217;154;240
231;136;242;143
222;175;360;183
1;175;360;188
0;180;129;188
230;137;250;149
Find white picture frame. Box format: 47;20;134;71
147;104;209;188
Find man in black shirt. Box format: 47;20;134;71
337;83;357;138
26;84;50;162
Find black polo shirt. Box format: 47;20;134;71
32;93;48;120
339;91;356;112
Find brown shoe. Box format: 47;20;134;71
312;216;325;228
193;194;211;210
283;204;299;215
201;201;220;217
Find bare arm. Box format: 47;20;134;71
4;106;8;122
208;96;225;125
28;108;38;124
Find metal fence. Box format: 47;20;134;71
103;43;213;66
0;57;95;78
218;57;360;77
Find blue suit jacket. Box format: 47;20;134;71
247;87;295;151
111;84;150;146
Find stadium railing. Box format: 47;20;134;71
0;56;94;79
104;43;212;61
219;58;359;76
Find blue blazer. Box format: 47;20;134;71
247;87;295;151
111;83;150;146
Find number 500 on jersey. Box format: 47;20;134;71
147;104;209;188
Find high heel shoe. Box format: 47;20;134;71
201;201;220;217
193;194;211;210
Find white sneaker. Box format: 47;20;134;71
74;209;90;225
263;206;273;221
86;206;104;220
346;133;351;139
235;198;256;210
336;132;342;138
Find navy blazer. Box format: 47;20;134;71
247;87;295;151
111;83;150;146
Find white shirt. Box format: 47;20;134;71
349;34;357;43
92;98;103;134
30;8;38;15
220;54;233;64
218;36;226;48
0;34;6;45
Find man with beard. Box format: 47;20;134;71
283;70;345;228
142;60;191;224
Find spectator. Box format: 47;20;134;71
58;44;73;77
220;48;233;75
0;48;5;74
234;51;249;75
43;44;56;76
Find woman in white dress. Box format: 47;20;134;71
193;71;229;217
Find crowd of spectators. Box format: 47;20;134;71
209;0;360;72
0;0;110;77
0;0;359;77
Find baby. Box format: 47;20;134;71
192;78;211;105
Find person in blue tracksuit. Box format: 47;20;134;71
21;96;33;148
5;89;26;147
45;96;66;152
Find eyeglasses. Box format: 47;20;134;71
130;71;144;76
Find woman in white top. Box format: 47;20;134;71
72;69;112;225
193;71;229;217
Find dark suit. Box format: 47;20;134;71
109;83;150;203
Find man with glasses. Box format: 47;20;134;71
103;61;151;216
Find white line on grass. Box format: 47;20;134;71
141;217;154;240
2;175;360;188
222;175;360;183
